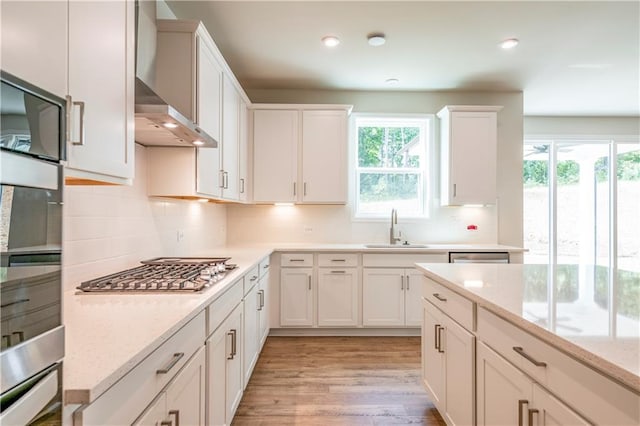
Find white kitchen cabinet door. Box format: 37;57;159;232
258;273;270;346
404;269;423;326
196;147;222;197
207;303;243;426
317;268;359;327
197;34;223;144
225;305;244;425
132;392;166;426
438;106;502;206
422;299;445;409
531;384;591;426
66;0;134;183
221;76;239;200
243;283;260;386
362;268;404;327
252;109;298;203
477;342;533;426
301;110;347;203
238;98;249;201
165;347;206;426
1;1;68;98
442;313;475;426
280;268;313;326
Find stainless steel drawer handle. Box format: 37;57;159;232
160;421;172;426
518;400;528;426
169;409;180;426
258;289;264;310
156;352;185;374
434;325;440;350
528;408;539;425
433;293;447;302
231;329;237;358
308;275;312;290
406;275;410;290
263;264;270;269
437;326;445;353
250;275;258;281
331;259;346;262
513;346;547;367
0;298;30;308
330;270;345;274
289;259;305;262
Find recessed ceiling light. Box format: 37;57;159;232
499;38;519;49
385;78;399;85
163;122;178;129
321;35;340;47
367;33;386;47
192;140;205;146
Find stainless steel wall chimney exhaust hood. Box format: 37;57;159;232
134;0;217;148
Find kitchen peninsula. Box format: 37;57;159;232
417;263;640;425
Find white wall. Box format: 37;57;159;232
524;116;640;141
62;144;227;292
228;89;523;247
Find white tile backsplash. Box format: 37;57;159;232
62;145;227;292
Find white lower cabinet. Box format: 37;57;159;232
362;268;423;327
207;302;243;426
280;267;313;326
317;268;359;327
257;264;270;345
243;281;260;386
422;298;475;426
477;341;590;426
135;346;206;426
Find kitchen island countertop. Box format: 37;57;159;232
415;263;640;393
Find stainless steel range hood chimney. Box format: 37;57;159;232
134;0;217;148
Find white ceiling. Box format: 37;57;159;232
166;1;640;116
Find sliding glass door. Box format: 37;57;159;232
523;139;639;337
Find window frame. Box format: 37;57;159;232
351;113;434;221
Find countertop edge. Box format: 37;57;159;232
416;264;640;394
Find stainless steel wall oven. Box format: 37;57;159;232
1;71;65;425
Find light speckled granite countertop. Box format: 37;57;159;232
416;263;640;393
62;243;524;405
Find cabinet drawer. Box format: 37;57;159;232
78;311;206;426
207;278;243;337
318;253;358;267
280;253;313;267
423;278;474;331
477;307;640;425
259;256;271;277
362;253;447;268
243;265;260;295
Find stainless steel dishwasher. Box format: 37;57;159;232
449;252;510;263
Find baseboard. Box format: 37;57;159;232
268;327;421;337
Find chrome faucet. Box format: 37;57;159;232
390;208;402;245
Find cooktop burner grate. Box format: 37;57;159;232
77;258;237;293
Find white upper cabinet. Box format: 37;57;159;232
66;0;135;184
1;1;68;98
149;19;250;202
221;75;240;200
438;105;502;206
253;109;298;203
301;110;348;203
252;105;351;204
238;98;249;201
3;0;134;184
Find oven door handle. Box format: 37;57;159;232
0;368;58;425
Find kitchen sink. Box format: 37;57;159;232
364;243;430;249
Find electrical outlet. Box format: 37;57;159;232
176;229;185;243
304;226;313;233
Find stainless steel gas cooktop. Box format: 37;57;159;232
76;257;237;293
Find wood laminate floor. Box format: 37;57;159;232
232;336;446;426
